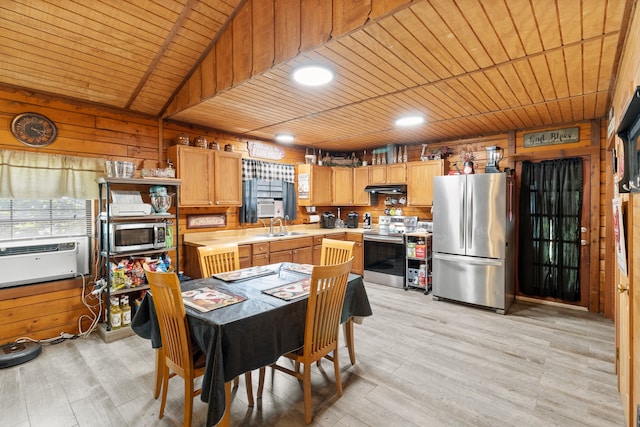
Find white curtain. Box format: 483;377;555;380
0;149;104;199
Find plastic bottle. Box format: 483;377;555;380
110;296;122;329
120;295;132;327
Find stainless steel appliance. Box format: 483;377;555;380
102;222;167;252
432;173;515;314
363;215;417;288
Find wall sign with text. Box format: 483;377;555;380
523;127;579;148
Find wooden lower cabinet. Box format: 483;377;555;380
239;244;252;269
346;232;363;275
269;237;314;264
252;242;270;266
184;231;364;279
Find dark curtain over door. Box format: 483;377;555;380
518;158;583;301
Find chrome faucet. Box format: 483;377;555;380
270;216;283;235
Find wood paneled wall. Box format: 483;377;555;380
0;278;97;343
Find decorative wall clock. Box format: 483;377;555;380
11;112;58;147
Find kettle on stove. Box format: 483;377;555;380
321;212;335;229
346;211;359;228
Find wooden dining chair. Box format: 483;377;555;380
197;243;240;277
267;257;354;424
319;238;355;266
319;238;358;365
197;243;263;407
144;267;206;427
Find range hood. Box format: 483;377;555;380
364;184;407;194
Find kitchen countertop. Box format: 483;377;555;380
183;224;367;247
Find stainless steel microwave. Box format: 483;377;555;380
102;222;166;252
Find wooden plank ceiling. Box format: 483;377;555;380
0;0;634;152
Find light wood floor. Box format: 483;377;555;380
0;282;625;426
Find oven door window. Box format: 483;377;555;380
364;239;405;276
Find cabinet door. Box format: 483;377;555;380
292;246;312;264
252;253;270;266
368;165;387;184
270;250;292;264
352;167;370;205
387;163;406;183
213;151;242;206
169;145;214;207
332;167;353;205
407;161;443;206
346;232;363;275
312;245;322;264
298;164;332;206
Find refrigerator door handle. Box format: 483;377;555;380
434;252;503;267
459;178;465;250
467;178;473;250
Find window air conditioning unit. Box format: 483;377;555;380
0;236;91;289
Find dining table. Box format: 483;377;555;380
131;262;373;427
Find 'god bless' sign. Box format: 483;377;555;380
523;127;579;147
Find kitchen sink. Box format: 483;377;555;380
253;231;307;238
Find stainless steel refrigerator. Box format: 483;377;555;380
432;173;515;314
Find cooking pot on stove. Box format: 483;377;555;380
321;212;335;229
346;211;359;228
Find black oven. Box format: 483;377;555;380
363;233;405;288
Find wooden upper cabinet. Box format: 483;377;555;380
369;164;406;184
353;167;370;205
407;160;447;206
213;150;242;206
332;167;353;205
168;145;242;207
297;164;332;206
168;145;214;207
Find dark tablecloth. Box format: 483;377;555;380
131;263;372;426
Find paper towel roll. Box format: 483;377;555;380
309;214;320;223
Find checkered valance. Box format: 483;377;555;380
242;159;295;183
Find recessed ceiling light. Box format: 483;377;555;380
292;65;334;86
275;133;295;143
395;115;425;127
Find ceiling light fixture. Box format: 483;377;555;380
292;65;334;86
395;115;425;127
275;133;295;143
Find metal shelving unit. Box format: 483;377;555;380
96;177;181;342
404;231;432;294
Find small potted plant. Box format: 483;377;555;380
458;148;476;174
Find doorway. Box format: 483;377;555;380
517;157;589;306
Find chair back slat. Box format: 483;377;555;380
198;243;241;276
319;238;355;266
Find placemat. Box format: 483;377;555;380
262;278;311;301
182;287;246;312
212;265;276;282
283;263;314;275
